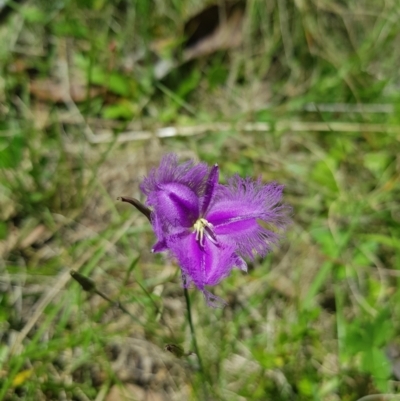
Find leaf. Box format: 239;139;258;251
297;377;314;396
123;255;141;286
108;73;131;97
303;261;333;309
0;136;24;168
345;323;368;353
310;227;337;257
176;69;201;97
360;234;400;251
21;5;46;23
0;222;7;240
345;309;395;355
207;62;229;88
352;241;379;266
364;152;390;176
370;309;395;346
183;2;245;61
102;101;135;120
53;19;89;38
311;160;339;193
153;1;245;79
360;347;391;392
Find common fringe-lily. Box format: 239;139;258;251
139;154;290;307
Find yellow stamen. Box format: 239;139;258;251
193;218;214;246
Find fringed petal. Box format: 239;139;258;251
148;183;200;228
202;290;227;308
167;232;237;289
200;164;219;216
233;254;248;272
207;178;291;259
140;154;208;198
151;239;168;253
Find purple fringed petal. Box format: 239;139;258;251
149;212;167;252
203;240;237;286
181;271;192;289
233;254;248;272
140;154;209;198
202;291;227;308
167;233;237;289
152;239;168;253
148;183;200;227
150;210;184;253
200;164;219;216
140;153;208;229
206;177;290;259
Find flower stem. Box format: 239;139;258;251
183;287;210;396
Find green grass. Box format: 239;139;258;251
1;0;400;400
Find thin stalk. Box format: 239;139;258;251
184;288;211;398
70;270;141;324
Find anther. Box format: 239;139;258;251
193;218;217;247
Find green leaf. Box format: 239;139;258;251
371;309;395;346
311;160;339;193
21;6;47;23
0;136;24;168
360;234;400;251
108;73;131;97
360;347;391;392
345;323;367;353
0;222;7;240
207;63;228;89
364;152;390;176
54;20;88;39
297;377;314;396
303;261;333;309
177;69;201;97
102;101;135;120
310;227;337;257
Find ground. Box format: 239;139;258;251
1;1;400;400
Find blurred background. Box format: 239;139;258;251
1;0;400;400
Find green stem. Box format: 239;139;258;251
184;288;210;396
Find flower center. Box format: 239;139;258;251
193;218;217;247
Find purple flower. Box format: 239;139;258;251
140;154;290;307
